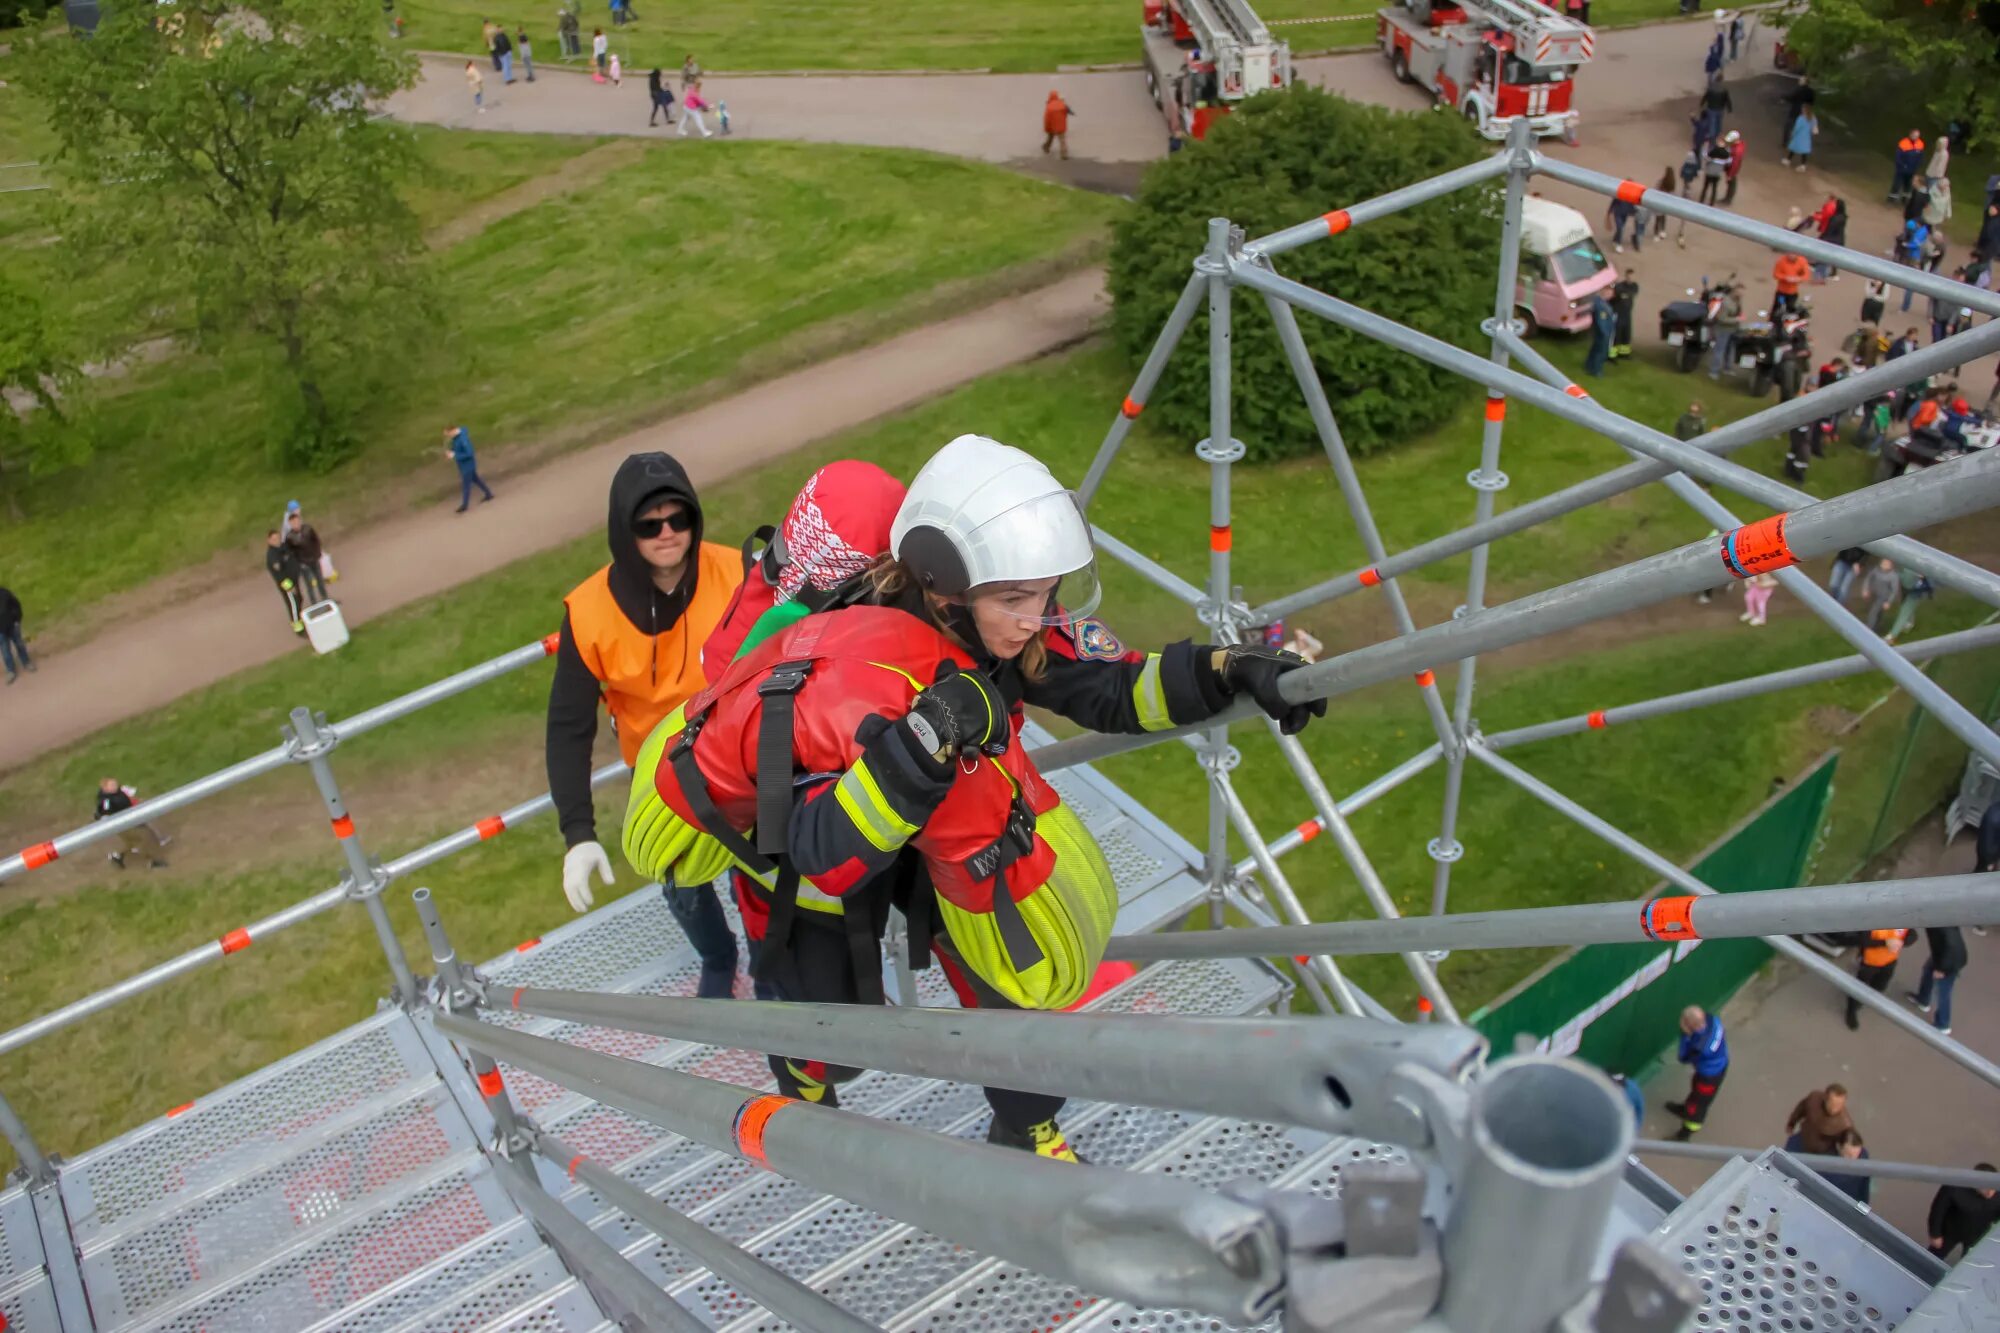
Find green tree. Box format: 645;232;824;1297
25;0;428;468
1780;0;2000;146
1109;86;1497;461
0;270;89;521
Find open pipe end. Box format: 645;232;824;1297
1472;1056;1631;1186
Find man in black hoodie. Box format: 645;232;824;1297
546;453;745;996
1928;1166;2000;1260
264;530;305;635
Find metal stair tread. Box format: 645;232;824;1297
0;1266;60;1333
457;1274;614;1333
366;1241;606;1333
295;1219;562;1333
0;1183;45;1292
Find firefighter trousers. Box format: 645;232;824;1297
765;915;1066;1135
1679;1067;1725;1132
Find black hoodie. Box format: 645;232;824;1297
546;453;706;848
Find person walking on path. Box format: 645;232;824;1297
1886;565;1931;642
608;51;622;86
285;510;329;606
95;778;168;870
1827;547;1865;604
1043;90;1075;160
0;585;32;684
1812;198;1847;281
647;66;675;125
1845;927;1909;1029
1727;11;1743;61
1772;251;1810;317
591;28;608;81
1667;1004;1729;1141
1928;1169;2000;1260
1859;557;1899;631
1739;570;1777;625
1784;1083;1854;1155
1609;269;1639;360
483;17;501;70
516;27;535;81
679;82;715;137
681;53;700;92
1821;1131;1872;1206
493;24;514;83
1907;924;1967;1033
546;452;746;998
265;530;305;634
464;60;485;113
1977;202;2000;262
1784;108;1816;171
1891;130;1927;202
443;425;496;512
1653;166;1678;237
1674;400;1708;440
1724;129;1746;205
1606;194;1640;252
1699;137;1731;205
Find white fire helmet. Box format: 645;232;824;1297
890;434;1101;626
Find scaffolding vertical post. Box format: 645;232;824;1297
1429;119;1534;918
1199;217;1244;928
290;706;419;1007
0;1086;51;1187
412;887;527;1149
1078;272;1206;508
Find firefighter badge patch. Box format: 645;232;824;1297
1071;617;1125;661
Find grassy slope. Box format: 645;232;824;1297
3;335;1982;1169
0;127;1118;634
391;0;1686;74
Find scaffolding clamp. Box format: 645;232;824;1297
282;708;338;762
1228;1163;1442;1333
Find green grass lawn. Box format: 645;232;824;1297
393;0;1688;74
4;333;1986;1170
0;125;1118;637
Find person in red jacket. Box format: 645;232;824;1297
1042;90;1075;159
1772;252;1811;317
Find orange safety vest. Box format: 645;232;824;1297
1044;96;1069;135
565;542;743;766
1860;927;1907;968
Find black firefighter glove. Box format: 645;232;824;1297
906;660;1010;762
1215;644;1326;736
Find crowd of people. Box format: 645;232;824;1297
464;9;731;136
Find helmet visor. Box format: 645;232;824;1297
966;558;1103;629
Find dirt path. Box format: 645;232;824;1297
0;269;1107;771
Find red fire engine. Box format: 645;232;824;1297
1141;0;1293;141
1378;0;1592;140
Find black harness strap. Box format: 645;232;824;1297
754;661;813;857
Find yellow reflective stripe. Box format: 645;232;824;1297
833;759;920;854
1131;654;1172;731
739;859;846;913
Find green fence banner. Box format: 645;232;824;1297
1471;754;1837;1078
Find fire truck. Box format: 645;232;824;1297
1377;0;1592;140
1141;0;1294;141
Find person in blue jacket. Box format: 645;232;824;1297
1666;1004;1728;1141
441;424;496;513
1612;1072;1645;1128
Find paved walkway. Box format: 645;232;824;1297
1637;815;2000;1248
0;272;1105;769
11;13;1993;769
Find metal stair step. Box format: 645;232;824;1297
115;1152;525;1333
0;1184;46;1296
78;1080;483;1329
0;1266;60;1332
304;1225;587;1333
369;1244;608;1333
61;1010;439;1248
461;1276;616;1333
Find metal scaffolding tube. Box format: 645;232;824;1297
1033;449;2000;774
1532;155;2000;320
382;763;628;880
1092;526;1206;608
1257;289;1457;755
1499;334;2000;770
293;707;419;1007
1101;874;2000;961
433;1011;1289;1322
1632;1139;2000;1190
492;985;1487;1143
1244;153;1513;259
531;1126;881;1333
1200;218;1239;929
0;1087;52;1185
0;633;558;884
1226;742;1445;878
412;887;525;1147
1210;766;1367;1015
490;1153;705;1333
1483;623;2000;750
1233;261;2000;611
1078;272;1204;508
1264;724;1460;1021
1247;318;2000;626
1467;742;2000;1089
0;883;350;1059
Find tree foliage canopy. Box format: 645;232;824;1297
0;270;89;520
1108;86;1497;462
1781;0;2000;145
25;0;428;468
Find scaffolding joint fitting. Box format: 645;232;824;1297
1479;316;1527;340
342;859;390;902
1225;1165;1443;1333
1196;436;1247;464
1557;1239;1701;1333
283;708;338;762
1194;738;1243;777
1426;838;1464;865
1466;468;1509;493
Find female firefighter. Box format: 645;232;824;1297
622;434;1324;1161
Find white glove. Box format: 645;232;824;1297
562;841;615;913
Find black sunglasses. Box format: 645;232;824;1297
633;511;694;539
